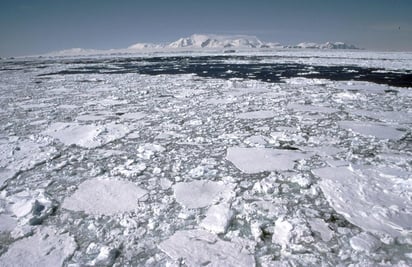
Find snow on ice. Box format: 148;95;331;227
62;178;148;215
0;50;411;266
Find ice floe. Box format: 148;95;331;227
159;229;255;267
43;122;130;148
200;203;233;234
226;147;311;173
173;180;234;209
313;166;412;237
235;110;277;119
62;178;147;215
0;227;76;267
338;121;405;139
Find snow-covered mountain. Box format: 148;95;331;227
44;35;360;57
168;34;263;49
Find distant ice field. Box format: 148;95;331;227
0;51;411;266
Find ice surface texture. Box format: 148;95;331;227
0;51;411;266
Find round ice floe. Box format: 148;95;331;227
226;147;311;173
0;227;76;267
173;180;234;209
159;229;255;267
62;178;147;215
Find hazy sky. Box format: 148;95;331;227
1;0;411;56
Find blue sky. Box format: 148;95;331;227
1;0;411;56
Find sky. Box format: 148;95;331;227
0;0;411;56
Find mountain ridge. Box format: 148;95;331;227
46;34;360;56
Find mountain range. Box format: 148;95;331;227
47;34;360;56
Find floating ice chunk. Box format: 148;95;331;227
7;189;55;226
287;103;337;114
62;178;147;215
137;143;165;159
313;166;412;237
284;77;330;85
350;232;381;252
273;218;293;248
308;218;333;242
235;110;276;119
338;121;405;140
111;161;146;178
159;229;255;267
226;147;310;173
43;122;130;148
0;227;76;267
90;246;119;266
200;203;233;234
173;180;234;209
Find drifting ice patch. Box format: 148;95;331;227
338;121;405;140
200;203;233;234
62;178;147;215
313;166;412;237
173;180;234;209
0;227;76;267
235;110;277;119
159;229;255;267
226;147;310;173
43;122;130;148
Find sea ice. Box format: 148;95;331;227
0;139;57;182
313;166;412;237
158;229;255;267
350;232;381;252
173;180;234;209
62;178;147;215
226;147;310;173
287;103;337;114
200;203;233;234
235;110;277;119
0;227;76;267
338;121;405;139
43;122;130;148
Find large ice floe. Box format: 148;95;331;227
62;178;148;215
0;51;411;266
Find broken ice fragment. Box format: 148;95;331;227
272;218;293;249
62;178;147;215
173;180;234;209
226;147;310;173
200;203;233;234
159;229;255;267
350;232;381;252
235;110;276;119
